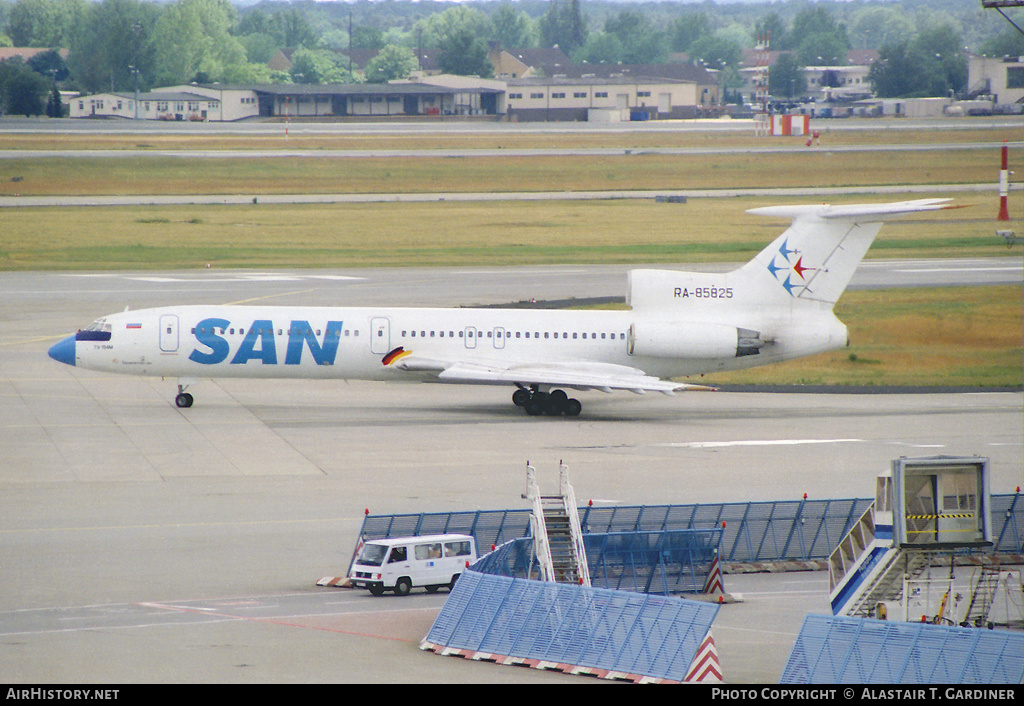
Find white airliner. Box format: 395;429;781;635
48;199;953;416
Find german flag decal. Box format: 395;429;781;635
382;346;412;366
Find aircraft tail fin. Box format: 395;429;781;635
627;199;956;312
738;198;956;306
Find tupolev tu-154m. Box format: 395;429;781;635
48;199;954;417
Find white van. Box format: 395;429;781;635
349;534;477;596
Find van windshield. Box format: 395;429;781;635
356;543;388;567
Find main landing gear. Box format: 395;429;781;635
512;385;582;417
175;384;194;409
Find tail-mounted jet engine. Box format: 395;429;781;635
628;322;764;359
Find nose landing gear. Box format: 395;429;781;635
175;384;194;408
512;385;581;417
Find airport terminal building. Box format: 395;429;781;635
67;73;705;122
60;50;1024;123
70;85;259;121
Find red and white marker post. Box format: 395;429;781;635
998;145;1010;221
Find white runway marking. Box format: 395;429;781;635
893;266;1023;273
61;273;364;283
657;439;863;449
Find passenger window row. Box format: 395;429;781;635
191;327;358;337
187;324;624;342
400;329;626;341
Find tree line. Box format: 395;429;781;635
0;0;1021;116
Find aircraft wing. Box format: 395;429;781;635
391;354;711;395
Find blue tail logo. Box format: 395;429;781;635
767;239;817;297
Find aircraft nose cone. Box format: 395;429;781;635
48;334;77;366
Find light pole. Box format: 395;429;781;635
128;65;140;119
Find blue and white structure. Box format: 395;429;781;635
828;457;993;620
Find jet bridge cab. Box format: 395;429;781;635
350;534;477;596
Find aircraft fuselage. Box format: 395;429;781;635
56;304;834;382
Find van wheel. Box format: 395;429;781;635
394;577;412;596
369;584;384;597
448;574;460;591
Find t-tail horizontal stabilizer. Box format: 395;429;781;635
742;198;956;306
745;198;955;221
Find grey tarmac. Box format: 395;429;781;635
1;265;1020;684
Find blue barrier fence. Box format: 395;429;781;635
359;508;531;551
355;492;1022;568
781;614;1024;684
586;529;722;594
470;536;536;578
578;498;872;563
469;528;723;595
423;569;719;682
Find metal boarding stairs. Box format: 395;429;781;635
525;462;591;587
828;485;931;618
963;565;1001;627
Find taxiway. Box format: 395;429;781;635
1;264;1020;683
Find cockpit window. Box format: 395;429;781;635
76;319;112;342
84;319;111;332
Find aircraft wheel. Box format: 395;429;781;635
546;389;568;415
175;392;194;408
512;388;530;407
564;398;582;417
524;398;545;416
